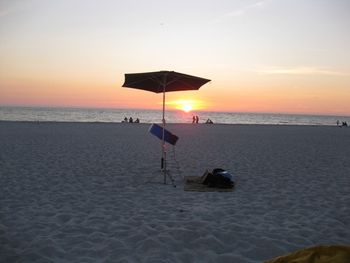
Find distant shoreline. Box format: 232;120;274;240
1;105;349;118
0;120;344;127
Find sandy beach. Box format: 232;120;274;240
0;121;349;263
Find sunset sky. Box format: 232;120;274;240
0;0;349;115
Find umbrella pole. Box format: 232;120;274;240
161;88;166;184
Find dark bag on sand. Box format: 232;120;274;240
202;168;234;188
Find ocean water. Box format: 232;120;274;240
0;106;349;126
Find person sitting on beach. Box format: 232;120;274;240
129;117;133;123
205;118;213;124
122;117;128;123
135;118;140;123
342;121;348;127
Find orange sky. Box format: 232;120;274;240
1;65;349;116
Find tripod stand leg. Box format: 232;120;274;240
163;152;167;184
161;156;166;184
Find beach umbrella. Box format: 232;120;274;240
122;70;211;183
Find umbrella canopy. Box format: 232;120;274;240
122;70;211;94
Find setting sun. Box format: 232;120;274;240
182;103;193;113
166;99;205;112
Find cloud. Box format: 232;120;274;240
221;0;271;19
256;66;349;76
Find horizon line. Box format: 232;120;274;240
1;104;349;118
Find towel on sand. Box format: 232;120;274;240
264;245;350;263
